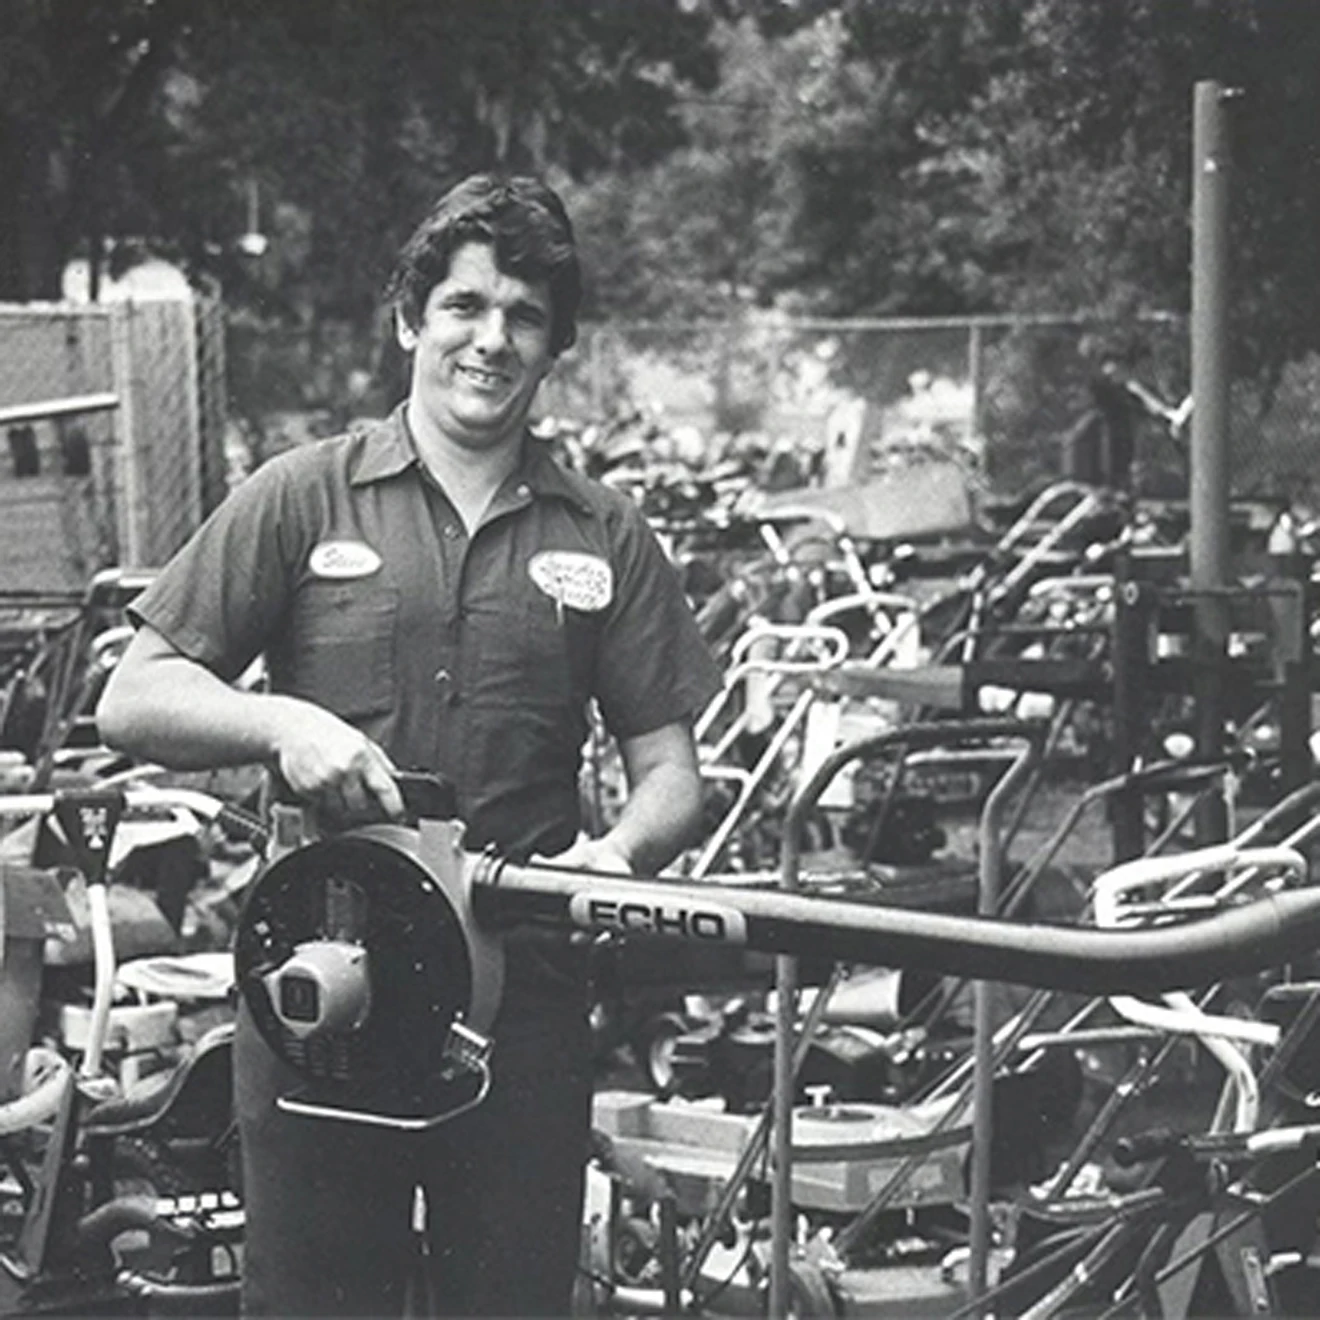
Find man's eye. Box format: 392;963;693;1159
512;307;547;328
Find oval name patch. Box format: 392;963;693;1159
528;551;613;612
309;540;382;579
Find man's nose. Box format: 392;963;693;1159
472;308;510;352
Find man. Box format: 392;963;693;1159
97;173;721;1316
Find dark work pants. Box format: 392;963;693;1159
236;1001;593;1317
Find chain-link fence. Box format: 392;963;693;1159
113;300;1320;548
0;298;226;591
216;307;1320;517
537;314;1320;511
194;293;230;517
0;305;118;592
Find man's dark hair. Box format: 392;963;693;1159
386;174;581;356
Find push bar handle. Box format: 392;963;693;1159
0;785;268;848
1115;1121;1320;1167
727;621;850;672
1116;757;1229;796
1094;844;1307;927
275;1075;490;1132
787;717;1045;840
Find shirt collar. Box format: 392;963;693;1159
349;405;594;516
348;407;416;486
513;433;596;516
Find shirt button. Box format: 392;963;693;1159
516;484;530;498
443;524;460;540
433;668;451;689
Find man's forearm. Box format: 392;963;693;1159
99;658;286;769
602;761;704;876
99;630;404;823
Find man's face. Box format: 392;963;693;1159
398;241;555;450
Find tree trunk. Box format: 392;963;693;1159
0;114;68;301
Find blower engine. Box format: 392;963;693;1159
236;818;501;1129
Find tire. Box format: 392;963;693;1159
614;1215;659;1286
632;1013;690;1096
787;1260;839;1318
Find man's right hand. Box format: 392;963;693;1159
269;697;406;827
98;625;407;829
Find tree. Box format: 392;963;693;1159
0;0;722;309
559;13;853;431
923;0;1320;489
0;0;193;299
625;0;1320;490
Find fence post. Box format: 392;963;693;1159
109;303;142;566
967;322;984;447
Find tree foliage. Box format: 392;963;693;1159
574;0;1320;372
5;0;1320;481
0;0;192;298
557;0;1320;490
0;0;720;308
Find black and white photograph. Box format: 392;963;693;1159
3;3;1320;1317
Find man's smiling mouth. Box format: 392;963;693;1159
459;364;508;387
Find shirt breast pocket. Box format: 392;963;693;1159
289;581;399;719
475;586;598;711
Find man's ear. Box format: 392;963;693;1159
395;308;418;353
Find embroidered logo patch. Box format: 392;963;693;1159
308;540;383;579
528;551;613;612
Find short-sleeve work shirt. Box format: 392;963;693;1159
129;408;721;861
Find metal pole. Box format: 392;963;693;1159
0;393;119;426
966;741;1038;1306
768;755;808;1320
968;322;984;454
1110;557;1150;861
1189;80;1234;842
768;953;798;1318
589;326;605;417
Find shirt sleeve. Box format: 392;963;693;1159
128;456;302;683
593;498;722;740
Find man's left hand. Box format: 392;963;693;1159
537;833;633;875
